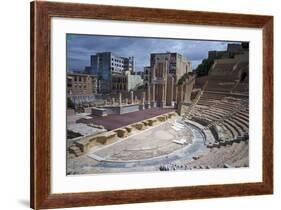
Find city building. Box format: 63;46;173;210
85;52;135;93
67;72;98;104
111;71;143;92
127;74;143;91
143;66;151;87
150;52;192;82
135;71;144;79
147;52;193;107
123;56;135;72
208;43;249;60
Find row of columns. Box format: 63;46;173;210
103;91;144;106
103;80;192;107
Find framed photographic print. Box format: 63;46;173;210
30;1;273;209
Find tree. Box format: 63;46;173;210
178;73;188;85
195;58;214;77
67;97;75;109
177;72;193;85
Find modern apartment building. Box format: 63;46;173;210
85;52;135;93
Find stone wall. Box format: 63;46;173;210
94;104;140;116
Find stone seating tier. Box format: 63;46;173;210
232;115;249;127
223;119;244;136
188;91;249;145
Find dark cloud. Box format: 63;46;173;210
66;34;241;71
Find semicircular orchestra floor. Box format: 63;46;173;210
93;119;204;161
67;118;208;174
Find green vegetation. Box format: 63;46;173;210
137;84;146;90
177;72;193;85
194;58;214;77
67;97;75;109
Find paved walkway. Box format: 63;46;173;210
67;123;106;136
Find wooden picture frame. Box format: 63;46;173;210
30;1;273;209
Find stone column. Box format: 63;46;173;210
175;85;178;106
184;80;189;102
171;77;174;103
152;65;156;80
170;77;174;106
125;98;128;105
134;96;138;104
146;86;151;109
180;85;184;103
112;97;115;105
130;91;134;104
164;81;165;104
147;86;151;102
119;92;122;106
152;84;155;101
161;84;166;107
150;84;156;107
140;91;145;110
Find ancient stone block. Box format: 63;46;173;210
125;126;133;133
69;145;83;157
133;123;144;130
114;128;128;138
157;115;166;122
148;119;158;126
142;120;149;126
96;131;117;144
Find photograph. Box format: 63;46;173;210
66;34;249;175
29;1;274;208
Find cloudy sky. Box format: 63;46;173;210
66;34;240;72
